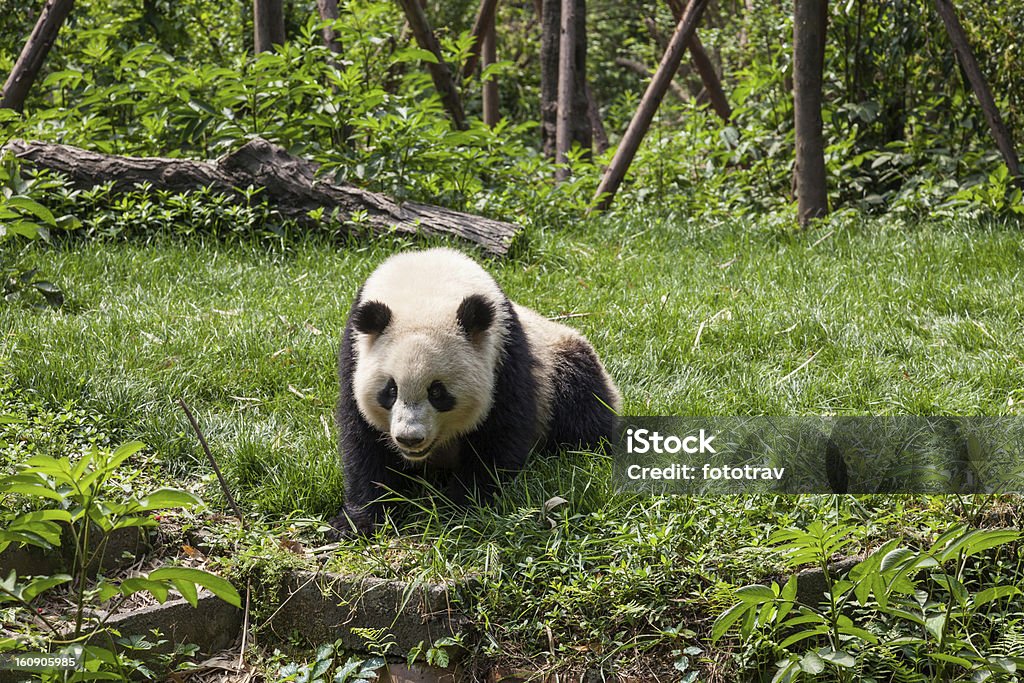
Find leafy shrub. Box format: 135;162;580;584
0;440;241;678
714;521;1024;682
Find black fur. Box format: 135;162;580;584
428;381;456;412
456;294;494;342
540;338;619;453
445;300;538;505
352;300;391;335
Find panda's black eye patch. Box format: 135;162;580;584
427;381;455;412
377;378;397;410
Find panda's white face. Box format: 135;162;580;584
350;291;501;463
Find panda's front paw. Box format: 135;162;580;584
326;504;377;538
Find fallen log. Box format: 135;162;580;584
2;138;520;256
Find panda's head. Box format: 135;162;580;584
349;249;507;463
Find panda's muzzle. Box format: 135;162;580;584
391;402;434;459
396;437;435;461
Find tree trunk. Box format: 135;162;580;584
316;0;343;55
591;0;709;211
462;0;500;80
933;0;1023;190
540;0;560;158
793;0;828;225
482;21;499;127
666;0;731;121
570;0;590;158
584;79;609;154
3;138;519;255
253;0;285;53
396;0;467;130
540;0;588;160
554;0;577;180
686;33;730;121
1;0;75;113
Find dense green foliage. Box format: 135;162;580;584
1;0;1023;220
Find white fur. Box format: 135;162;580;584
352;249;507;461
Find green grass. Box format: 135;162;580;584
2;210;1023;677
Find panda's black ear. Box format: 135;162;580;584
456;294;494;343
352;300;392;336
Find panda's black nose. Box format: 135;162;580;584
396;435;425;448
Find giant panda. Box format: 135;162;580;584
331;248;621;535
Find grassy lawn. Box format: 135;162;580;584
2;210;1023;676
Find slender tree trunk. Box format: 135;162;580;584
570;0;590;157
555;0;577;179
793;0;829;225
540;0;560;157
462;0;500;80
396;0;467;130
933;0;1023;190
253;0;285;53
540;0;588;160
482;21;499;127
1;0;74;112
584;79;609;154
666;0;731;121
316;0;343;55
591;0;709;211
687;33;730;120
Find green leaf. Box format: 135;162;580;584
986;656;1016;673
927;652;973;667
147;568;241;608
836;624;879;644
0;482;65;502
711;601;751;643
974;585;1020;608
818;648;856;667
799;650;825;674
171;579;199;607
779;626;828;649
120;578;170;603
880;547;915;572
393;47;439;64
22;574;72;602
136;488;202;511
735;584;777;604
7;195;56;226
930;572;967;603
925;613;947;641
109;441;146;470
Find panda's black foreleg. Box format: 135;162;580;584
333;314;402;536
331;406;401;535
